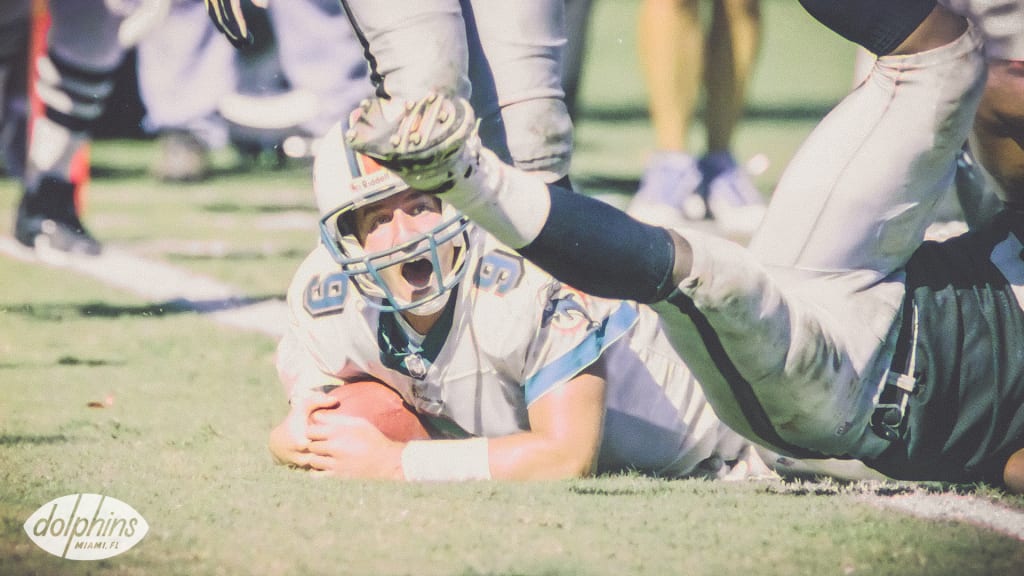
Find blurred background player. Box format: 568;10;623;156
628;0;766;238
270;125;772;482
137;0;370;182
13;0;138;257
10;0;371;256
204;0;575;190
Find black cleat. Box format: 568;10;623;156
15;176;102;256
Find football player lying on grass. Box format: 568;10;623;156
268;126;780;482
345;4;1024;492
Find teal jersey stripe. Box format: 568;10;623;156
523;302;639;406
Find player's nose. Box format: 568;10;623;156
389;210;423;245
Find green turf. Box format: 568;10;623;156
2;1;1023;575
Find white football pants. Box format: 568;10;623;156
653;27;988;459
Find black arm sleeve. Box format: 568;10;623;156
799;0;936;55
518;183;677;304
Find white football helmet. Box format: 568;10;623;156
313;121;472;314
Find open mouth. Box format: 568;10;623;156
401;258;435;289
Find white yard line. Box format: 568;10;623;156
869;493;1024;541
4;235;1024;542
0;237;287;338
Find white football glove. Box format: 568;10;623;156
345;92;479;192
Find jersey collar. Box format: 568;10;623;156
377;284;459;379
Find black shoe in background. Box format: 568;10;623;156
15;176;102;256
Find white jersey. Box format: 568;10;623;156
277;230;749;476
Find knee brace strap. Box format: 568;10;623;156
799;0;936;55
36;51;118;133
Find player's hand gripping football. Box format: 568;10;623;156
267;392;338;468
203;0;267;49
306;413;405;480
346;92;478;193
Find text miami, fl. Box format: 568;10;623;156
24;493;149;560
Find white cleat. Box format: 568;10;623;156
346;92;479;193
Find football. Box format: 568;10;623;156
311;380;432;442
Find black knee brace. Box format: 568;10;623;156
36;51;119;133
799;0;936;55
518;182;677;304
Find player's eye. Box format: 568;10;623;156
408;198;439;216
361;212;392;236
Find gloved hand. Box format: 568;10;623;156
203;0;268;49
346;92;479;192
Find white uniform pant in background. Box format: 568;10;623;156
138;0;368;148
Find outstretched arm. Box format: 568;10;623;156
303;364;607;481
345;95;688;304
487;364;606;480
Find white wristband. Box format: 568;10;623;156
401;438;492;482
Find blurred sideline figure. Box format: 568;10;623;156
628;0;766;239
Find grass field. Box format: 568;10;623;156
2;1;1024;574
